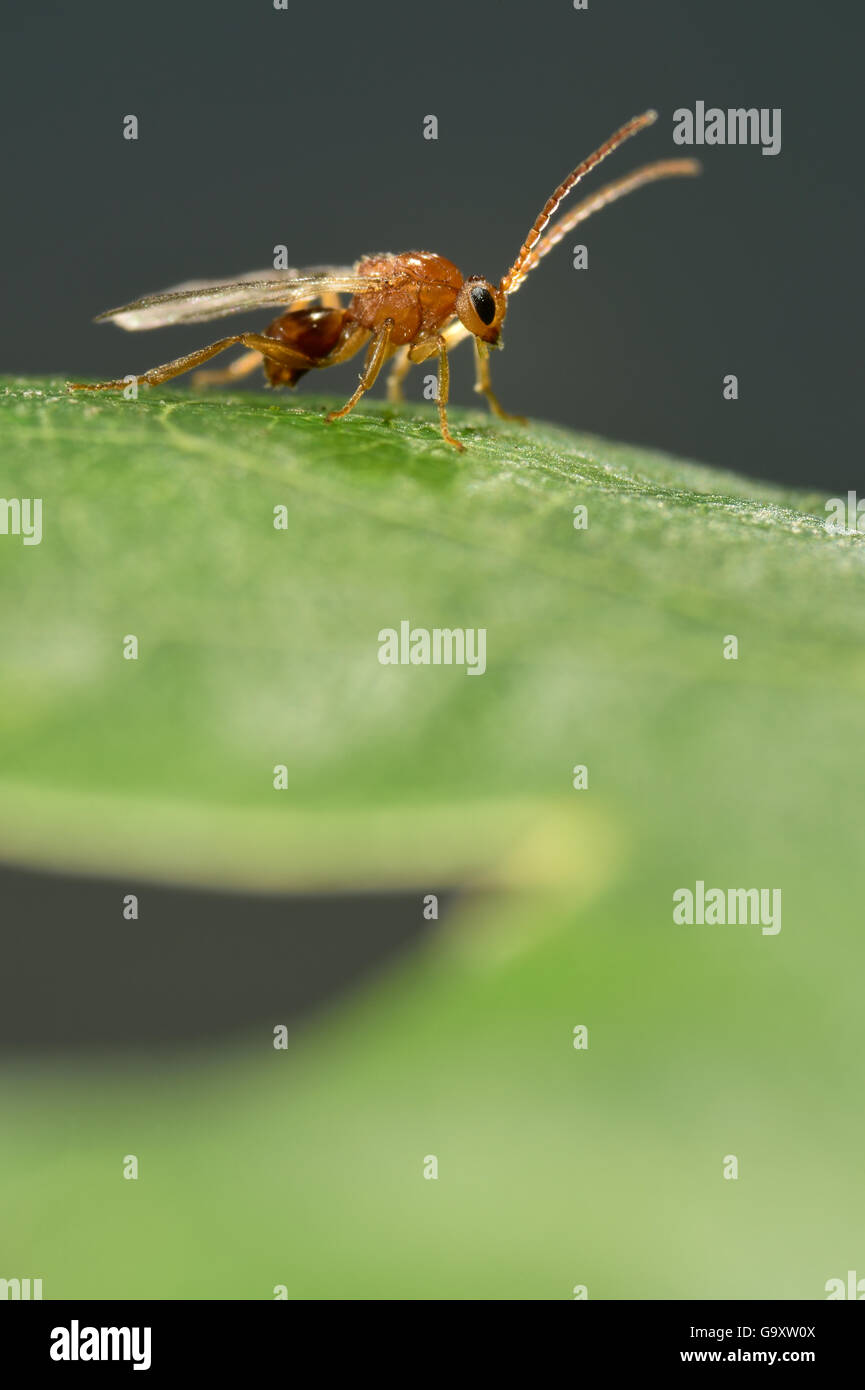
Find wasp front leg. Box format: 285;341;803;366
473;339;527;425
407;335;464;452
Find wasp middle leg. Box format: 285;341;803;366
385;346;412;404
325;318;395;426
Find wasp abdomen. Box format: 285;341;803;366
263;306;350;385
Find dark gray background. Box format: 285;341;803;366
2;0;861;489
0;865;445;1054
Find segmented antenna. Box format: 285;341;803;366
514;158;701;286
500;110;659;296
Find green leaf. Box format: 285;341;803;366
1;375;860;892
3;376;865;1300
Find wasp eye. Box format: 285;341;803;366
469;284;496;326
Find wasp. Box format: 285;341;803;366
70;110;699;451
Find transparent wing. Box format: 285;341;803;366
95;267;385;331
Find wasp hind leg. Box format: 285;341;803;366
68;332;344;392
190;349;263;388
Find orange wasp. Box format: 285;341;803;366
70;110;699;451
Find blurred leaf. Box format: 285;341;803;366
0;376;861;892
2;377;865;1299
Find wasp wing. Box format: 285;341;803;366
95;268;385;331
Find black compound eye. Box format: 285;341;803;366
469;284;496;326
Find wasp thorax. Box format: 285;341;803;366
455;276;506;344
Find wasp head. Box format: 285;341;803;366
455;276;507;347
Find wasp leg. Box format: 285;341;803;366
386;346;412;403
407;335;464;451
68;331;349;392
325;318;394;424
441;319;471;352
473;340;527;424
190;348;263;387
191;312;366;389
433;336;464;452
386;318;469;406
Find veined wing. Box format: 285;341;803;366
95;267;385;331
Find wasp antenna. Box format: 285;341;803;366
500;109;658;296
514;158;701;285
